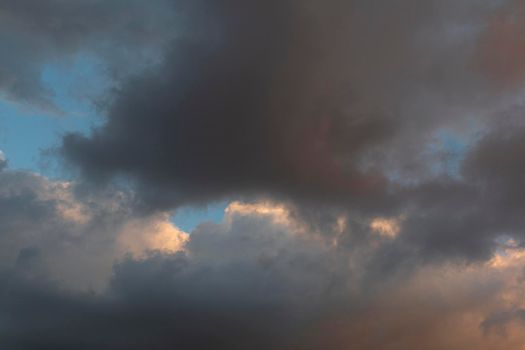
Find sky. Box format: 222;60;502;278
3;0;525;349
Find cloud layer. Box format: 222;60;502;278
3;0;525;348
2;194;525;349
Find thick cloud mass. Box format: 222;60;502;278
1;199;525;349
60;0;525;261
0;154;524;348
5;0;525;348
63;0;501;207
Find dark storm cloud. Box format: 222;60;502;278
63;0;504;209
3;0;523;265
0;0;176;110
57;0;525;266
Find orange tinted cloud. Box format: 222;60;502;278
370;216;403;239
117;214;188;257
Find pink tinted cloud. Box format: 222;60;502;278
479;0;525;87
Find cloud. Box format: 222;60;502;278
481;309;525;335
61;0;506;209
1;199;525;349
0;160;525;348
370;216;403;239
56;0;525;266
478;0;525;88
0;0;176;111
0;164;186;290
54;0;525;267
6;1;525;348
0;150;6;170
116;213;188;256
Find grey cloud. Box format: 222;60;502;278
0;200;523;350
7;0;525;348
0;202;351;349
0;165;522;349
50;0;525;298
0;0;176;110
481;309;525;335
58;0;525;267
0;166;142;290
4;0;524;266
62;0;505;210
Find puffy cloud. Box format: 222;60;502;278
370;216;403;239
1;199;525;349
0;164;186;290
6;1;525;348
116;214;188;256
1;160;525;348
